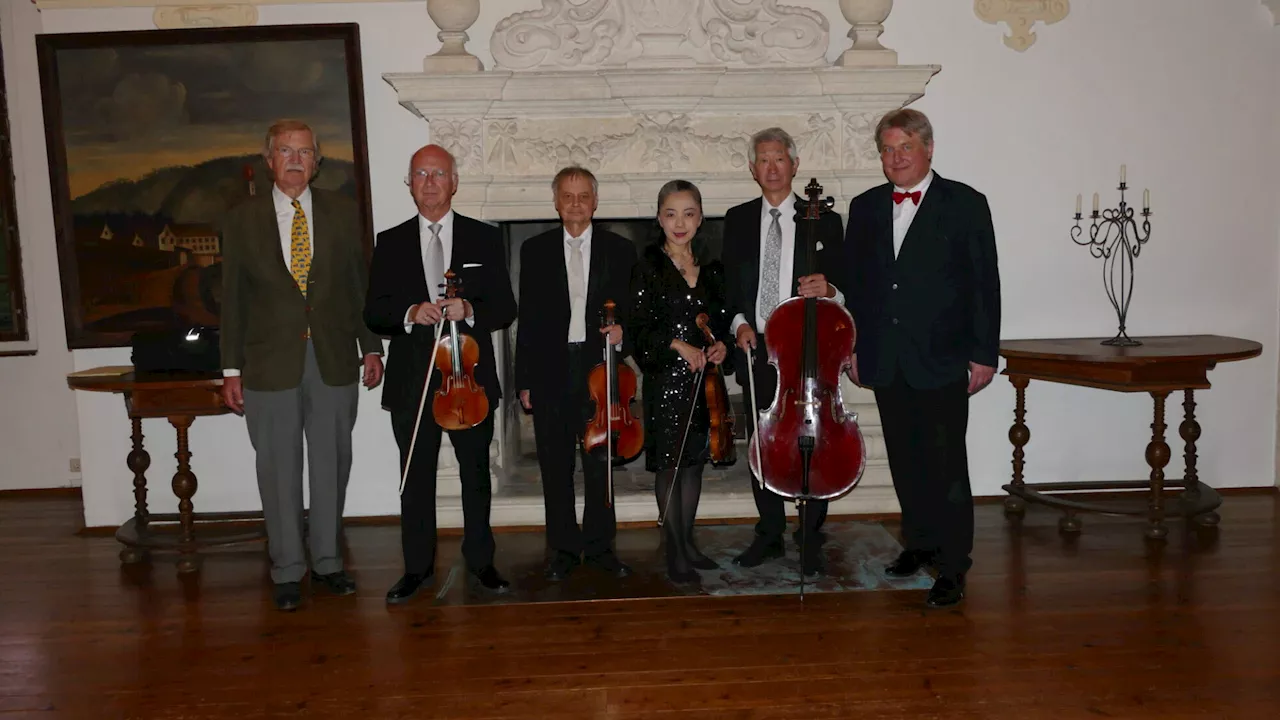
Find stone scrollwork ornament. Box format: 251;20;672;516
974;0;1069;52
490;0;830;70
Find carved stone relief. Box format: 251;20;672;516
842;112;883;171
974;0;1070;51
490;0;830;70
152;4;258;28
431;118;485;174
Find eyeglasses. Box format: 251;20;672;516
405;168;452;185
275;146;316;158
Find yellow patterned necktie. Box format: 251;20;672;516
289;198;311;295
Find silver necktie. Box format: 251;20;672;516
567;236;586;342
425;222;444;300
759;208;783;321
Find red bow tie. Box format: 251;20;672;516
893;190;921;205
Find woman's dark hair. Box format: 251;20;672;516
654;179;709;264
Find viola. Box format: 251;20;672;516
748;178;866;504
583;299;643;508
694;313;736;467
431;270;489;431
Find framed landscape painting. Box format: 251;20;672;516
36;23;373;349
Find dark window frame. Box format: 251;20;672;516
0;23;29;345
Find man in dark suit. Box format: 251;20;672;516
515;165;637;581
364;144;517;603
220;119;384;612
722;127;846;577
843;108;1000;608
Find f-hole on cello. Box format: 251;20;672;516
583;299;643;508
747;178;867;595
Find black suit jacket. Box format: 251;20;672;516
721;194;845;390
364;213;517;413
843;172;1001;390
514;225;637;397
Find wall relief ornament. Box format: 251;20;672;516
152;4;258;28
490;0;830;70
431;118;485;173
842;112;882;171
974;0;1069;51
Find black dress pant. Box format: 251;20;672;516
532;344;615;558
873;368;974;577
391;407;495;575
736;334;828;543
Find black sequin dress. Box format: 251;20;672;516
629;243;732;473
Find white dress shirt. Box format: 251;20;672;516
404;209;474;331
730;193;845;336
893;170;934;258
563;224;593;343
223;185;315;378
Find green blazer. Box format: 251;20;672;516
219;187;382;391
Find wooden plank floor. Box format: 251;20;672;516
1;493;1278;719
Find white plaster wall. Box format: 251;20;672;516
0;1;1277;523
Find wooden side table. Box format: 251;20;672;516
66;368;264;572
998;335;1262;539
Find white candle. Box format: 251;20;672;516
1144;189;1150;208
1076;194;1082;214
1121;164;1126;183
1093;192;1099;212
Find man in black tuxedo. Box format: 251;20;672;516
722;127;846;577
365;144;517;603
515;166;637;581
843;108;1000;608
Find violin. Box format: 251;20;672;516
748;178;866;507
431;270;489;431
695;313;736;467
583;299;643;508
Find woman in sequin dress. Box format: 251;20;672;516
629;180;731;582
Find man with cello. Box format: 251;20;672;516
723;127;847;577
364;144;517;603
515;165;638;581
842;108;1001;608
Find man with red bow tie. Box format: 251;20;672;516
842;108;1001;608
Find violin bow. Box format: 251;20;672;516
745;342;763;490
399;309;448;496
658;359;707;527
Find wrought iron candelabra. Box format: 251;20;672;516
1071;165;1152;347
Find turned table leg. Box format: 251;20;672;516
1180;389;1219;527
169;415;199;573
1005;375;1030;518
1145;391;1171;540
120;417;151;564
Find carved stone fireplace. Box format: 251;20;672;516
380;0;940;522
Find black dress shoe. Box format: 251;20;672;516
688;553;720;571
313;570;356;596
386;572;432;605
585;551;632;578
926;574;965;608
733;536;784;567
545;551;580;581
274;582;301;611
884;549;932;578
470;565;510;593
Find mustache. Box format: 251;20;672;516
286;164;306;172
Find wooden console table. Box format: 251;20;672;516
998;335;1262;539
66;368;264;572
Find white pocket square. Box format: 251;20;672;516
815;241;824;250
462;262;483;268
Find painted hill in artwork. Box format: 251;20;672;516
69;154;360;223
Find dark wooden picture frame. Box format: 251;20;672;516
0;25;30;345
36;23;373;349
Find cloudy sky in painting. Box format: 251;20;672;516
56;38;355;198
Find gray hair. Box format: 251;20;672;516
748;127;798;164
551;165;599;195
875;108;934;151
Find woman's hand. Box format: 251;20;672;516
671;339;707;372
706;341;727;365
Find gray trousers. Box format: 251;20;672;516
243;341;359;584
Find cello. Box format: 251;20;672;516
747;178;866;585
583;299;644;508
